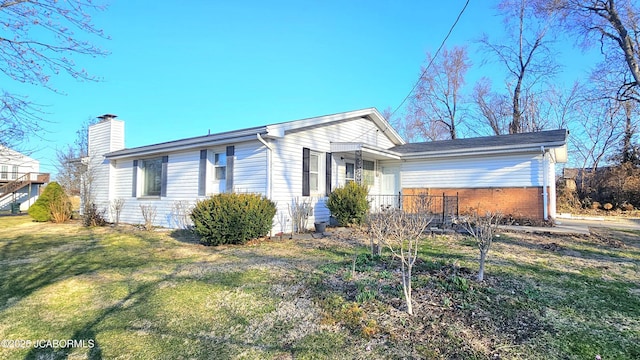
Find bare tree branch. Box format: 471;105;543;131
0;0;108;148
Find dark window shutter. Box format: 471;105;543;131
132;160;138;197
226;146;234;193
161;156;168;197
198;150;207;196
325;152;332;196
302;147;310;196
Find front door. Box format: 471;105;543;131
380;166;400;209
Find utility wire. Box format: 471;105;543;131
390;0;470;118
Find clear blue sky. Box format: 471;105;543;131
16;0;597;175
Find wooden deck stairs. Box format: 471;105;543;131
0;172;50;199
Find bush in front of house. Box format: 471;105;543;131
327;181;370;226
28;181;72;222
190;193;277;245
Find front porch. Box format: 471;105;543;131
368;192;459;227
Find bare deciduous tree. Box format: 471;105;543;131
569;97;625;173
406;46;471;140
368;210;432;315
480;0;558;134
460;211;503;282
0;0;108;148
548;0;640;102
472;77;512;135
55;117;98;196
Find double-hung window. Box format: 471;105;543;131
309;152;320;193
1;165;7;180
345;163;355;183
11;165;18;180
214;153;226;180
303;148;329;196
363;160;375;186
142;158;162;196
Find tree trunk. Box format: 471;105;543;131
402;263;413;315
477;250;487;282
511;80;523;134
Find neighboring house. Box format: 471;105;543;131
87;109;567;232
0;146;50;212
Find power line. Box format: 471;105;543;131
390;0;470;119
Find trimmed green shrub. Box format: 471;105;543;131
190;193;277;245
326;181;370;226
28;182;71;222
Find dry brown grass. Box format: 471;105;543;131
1;215;639;359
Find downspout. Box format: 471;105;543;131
257;133;274;237
256;134;273;199
541;146;549;221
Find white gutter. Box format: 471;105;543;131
256;134;273;200
541;146;549;221
400;141;567;160
105;133;264;160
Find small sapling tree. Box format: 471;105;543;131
110;198;126;226
460;211;503;282
369;209;432;315
139;204;157;231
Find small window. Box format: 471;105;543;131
310;152;320;192
1;165;7;180
363;160;375;186
142;158;162;196
11;165;18;180
214;153;226;180
345;163;355;183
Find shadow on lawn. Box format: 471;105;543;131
0;226;188;308
495;259;640;316
0;233;100;307
22;266;177;360
497;234;640;263
11;232;305;359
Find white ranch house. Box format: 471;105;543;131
87;108;567;232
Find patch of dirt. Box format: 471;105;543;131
541;242;563;251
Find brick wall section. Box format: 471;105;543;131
403;187;549;220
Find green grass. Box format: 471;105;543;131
0;215;639;359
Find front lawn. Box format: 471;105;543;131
0;215;638;359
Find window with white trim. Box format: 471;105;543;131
214;152;226;180
345;163;355;183
11;165;18;180
363;160;375;186
309;152;320;193
1;165;7;180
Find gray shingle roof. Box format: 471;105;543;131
391;129;567;154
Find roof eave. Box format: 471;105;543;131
105;130;266;159
400;142;566;160
265;108;405;145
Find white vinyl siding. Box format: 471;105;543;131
106;141;267;228
87;119;125;212
398;153;544;189
271;116;388;231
